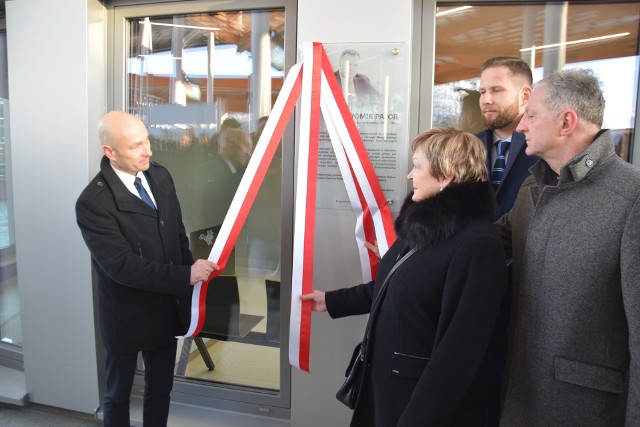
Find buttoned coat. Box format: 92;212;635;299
495;130;640;426
326;182;508;427
477;130;538;218
76;156;193;353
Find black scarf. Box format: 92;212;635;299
394;181;496;250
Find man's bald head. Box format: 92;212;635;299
99;111;146;148
99;111;152;175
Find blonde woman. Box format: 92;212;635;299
303;128;508;426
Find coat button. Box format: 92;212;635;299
160;219;164;226
97;181;104;187
585;158;594;167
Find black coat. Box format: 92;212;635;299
326;181;508;426
76;156;193;353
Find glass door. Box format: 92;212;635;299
110;0;296;416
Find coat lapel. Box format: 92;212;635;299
502;132;526;181
144;164;171;215
100;156;158;217
478;129;494;173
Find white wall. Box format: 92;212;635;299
6;0;105;413
293;1;415;425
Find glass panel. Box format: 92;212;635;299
318;43;410;211
0;30;21;352
433;2;640;161
126;9;284;392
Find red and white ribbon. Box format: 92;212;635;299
288;43;321;372
181;61;303;338
290;43;395;370
182;42;396;373
318;47;396;278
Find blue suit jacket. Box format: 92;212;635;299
477;130;538;218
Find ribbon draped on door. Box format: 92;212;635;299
181;42;396;372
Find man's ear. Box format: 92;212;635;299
521;86;532;106
102;144;115;161
559;109;579;136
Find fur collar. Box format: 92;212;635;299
394;181;496;249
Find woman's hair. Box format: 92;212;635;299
411;127;488;183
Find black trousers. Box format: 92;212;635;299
103;340;177;427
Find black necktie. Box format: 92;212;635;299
134;177;156;210
491;140;511;190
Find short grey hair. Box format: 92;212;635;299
537;68;605;127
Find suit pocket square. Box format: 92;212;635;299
554;356;624;394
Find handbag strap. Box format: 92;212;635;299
362;247;417;344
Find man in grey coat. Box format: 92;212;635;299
496;69;640;425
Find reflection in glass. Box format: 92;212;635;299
433;2;640;162
0;29;21;352
126;9;285;392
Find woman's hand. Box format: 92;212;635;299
364;240;380;259
300;290;327;312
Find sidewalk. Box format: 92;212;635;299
0;402;101;426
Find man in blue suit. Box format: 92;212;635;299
476;57;538;425
477;57;537;218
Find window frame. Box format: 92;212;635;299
107;0;297;416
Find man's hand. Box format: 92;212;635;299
190;260;219;285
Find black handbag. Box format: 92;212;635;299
335;341;365;409
335;248;417;409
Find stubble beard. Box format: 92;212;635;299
483;99;521;131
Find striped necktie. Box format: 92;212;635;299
491;140;511;190
134;177;156;210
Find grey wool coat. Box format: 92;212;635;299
495;130;640;426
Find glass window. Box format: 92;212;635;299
120;5;289;408
433;2;640;161
0;28;21;362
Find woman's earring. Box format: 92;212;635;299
439;185;444;192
